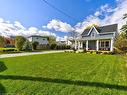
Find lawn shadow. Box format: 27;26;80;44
0;75;127;91
0;84;6;95
0;61;7;94
0;61;7;72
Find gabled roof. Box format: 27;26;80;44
81;24;118;36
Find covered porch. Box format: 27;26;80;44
75;39;114;51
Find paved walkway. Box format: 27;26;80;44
0;50;65;58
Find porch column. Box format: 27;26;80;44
80;41;83;49
110;38;114;51
96;40;99;51
74;40;77;50
86;40;88;51
78;41;80;50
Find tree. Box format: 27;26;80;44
114;32;127;52
69;30;80;50
114;13;127;53
48;36;56;45
15;36;26;51
121;13;127;37
0;36;5;47
32;41;39;50
123;13;127;19
50;44;57;50
22;40;32;51
85;24;99;29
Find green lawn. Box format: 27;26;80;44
0;53;127;95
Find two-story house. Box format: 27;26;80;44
27;35;49;45
73;24;118;51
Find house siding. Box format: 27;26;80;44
28;37;48;45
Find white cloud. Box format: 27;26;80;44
75;15;102;33
75;0;127;33
94;11;101;17
14;21;26;30
43;19;74;33
100;4;109;11
0;18;4;23
0;18;56;37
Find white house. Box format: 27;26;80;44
28;35;49;45
70;24;118;51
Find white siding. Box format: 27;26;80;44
28;36;48;45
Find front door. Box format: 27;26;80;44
83;41;86;49
88;40;96;50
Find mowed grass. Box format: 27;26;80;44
0;53;127;95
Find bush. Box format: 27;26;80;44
36;44;50;50
22;41;32;51
83;49;87;53
15;36;26;51
114;47;125;54
32;41;39;50
0;36;5;47
0;48;17;52
66;45;71;49
50;44;57;50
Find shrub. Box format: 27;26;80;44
83;49;87;53
114;47;125;54
22;41;32;51
92;51;97;54
66;45;71;49
50;44;57;50
15;36;26;51
0;36;5;47
0;48;17;52
36;44;50;50
32;41;39;50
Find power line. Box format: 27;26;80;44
41;0;79;22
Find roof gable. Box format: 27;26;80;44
87;26;99;36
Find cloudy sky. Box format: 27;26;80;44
0;0;127;41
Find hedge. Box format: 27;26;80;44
0;48;18;52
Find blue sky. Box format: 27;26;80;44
0;0;126;40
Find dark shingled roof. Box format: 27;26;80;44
81;24;118;36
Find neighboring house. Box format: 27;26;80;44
71;24;118;51
57;40;72;45
4;37;15;47
28;35;49;45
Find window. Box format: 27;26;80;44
101;41;104;47
105;41;109;47
92;33;95;37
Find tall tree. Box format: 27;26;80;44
22;40;32;51
114;13;127;52
123;13;127;19
121;13;127;37
0;36;5;47
114;32;127;51
48;36;56;45
69;30;80;49
15;36;26;51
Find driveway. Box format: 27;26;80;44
0;50;65;58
